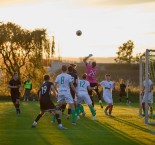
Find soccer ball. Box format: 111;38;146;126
89;54;93;57
76;30;82;36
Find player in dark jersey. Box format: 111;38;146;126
31;75;66;129
8;73;22;114
119;79;126;102
66;65;78;118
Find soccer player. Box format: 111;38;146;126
58;65;78;117
119;79;126;102
55;65;78;125
141;77;154;116
99;74;115;116
70;63;85;116
76;73;96;120
83;54;103;108
31;75;66;129
8;73;22;114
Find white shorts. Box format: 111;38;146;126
142;92;153;104
103;93;113;105
77;92;92;105
57;92;74;104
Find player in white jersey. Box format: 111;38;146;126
99;74;115;116
76;73;97;120
141;78;153;116
55;65;78;125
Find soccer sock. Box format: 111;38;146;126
90;96;94;107
105;105;110;111
52;114;56;122
68;108;71;115
71;109;76;123
109;105;113;114
99;100;103;108
89;106;96;116
35;114;42;122
150;106;153;115
96;90;102;100
55;114;61;124
75;106;80;116
79;105;84;113
142;103;145;114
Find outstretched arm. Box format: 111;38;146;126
83;54;93;64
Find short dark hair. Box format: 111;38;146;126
44;75;50;81
62;65;67;72
82;73;87;79
92;61;96;67
68;66;73;72
70;63;77;67
105;74;111;77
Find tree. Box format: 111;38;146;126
0;22;51;78
115;40;134;64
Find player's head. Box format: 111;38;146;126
62;65;67;72
68;66;73;73
121;79;124;83
92;61;96;68
27;76;30;81
44;74;50;81
82;73;87;80
13;72;18;80
70;63;77;69
105;74;111;80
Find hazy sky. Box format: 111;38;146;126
0;0;155;57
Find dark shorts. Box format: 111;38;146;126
11;93;20;103
119;91;126;97
88;83;99;96
24;89;31;97
40;100;56;112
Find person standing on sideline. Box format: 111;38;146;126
55;65;78;125
31;75;66;129
23;76;32;101
99;74;115;116
8;73;22;114
119;79;126;102
83;54;103;108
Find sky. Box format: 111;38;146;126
0;0;155;58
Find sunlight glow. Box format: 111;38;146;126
0;0;155;57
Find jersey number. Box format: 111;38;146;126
88;70;96;77
41;86;47;94
60;76;65;84
80;81;85;87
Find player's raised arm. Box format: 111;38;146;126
83;54;93;64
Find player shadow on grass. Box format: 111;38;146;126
109;116;151;133
59;116;146;145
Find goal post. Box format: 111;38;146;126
139;49;155;124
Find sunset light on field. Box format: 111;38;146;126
0;0;155;57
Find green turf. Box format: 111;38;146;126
0;101;155;145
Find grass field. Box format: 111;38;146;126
0;101;155;145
